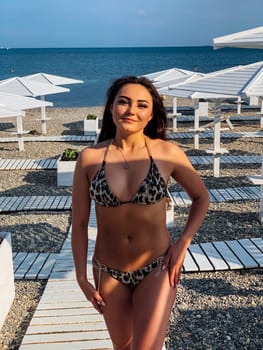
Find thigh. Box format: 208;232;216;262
132;267;177;350
93;267;133;349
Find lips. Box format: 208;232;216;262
120;117;136;123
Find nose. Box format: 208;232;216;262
127;102;136;115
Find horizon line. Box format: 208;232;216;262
1;45;214;50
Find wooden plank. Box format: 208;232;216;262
36;196;49;209
34;307;98;317
25;253;51;280
217;188;234;201
42;196;56;210
21;159;33;170
5;196;22;211
37;159;47;169
188;244;214;271
209;189;225;202
226;240;259;269
20;339;112;350
182;249;199;272
233;187;252;200
0;196;12;209
23;196;35;210
9;197;24;211
50;196;62;210
16;196;30;211
213;241;244;269
5;196;20;211
0;159;13;168
15;253;38;279
65;196;72;209
238;239;263;267
30;196;46;210
0;196;14;211
169;192;185;206
13;252;28;271
242;186;261;199
26;321;107;334
200;242;229;270
178;191;192;205
251;237;263;252
22;329;110;343
223;187;243;201
223;188;240;201
38;254;58;279
29;313;104;325
57;196;69;210
7;159;19;169
248;186;260;197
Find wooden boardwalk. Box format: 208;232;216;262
0;185;260;214
168;130;263;140
168;114;261;123
0;130;262;146
13;252;58;280
19;226;113;350
0;135;96;143
0;154;261;171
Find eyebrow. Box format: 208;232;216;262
118;95;150;104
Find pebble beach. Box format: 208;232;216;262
0;100;262;350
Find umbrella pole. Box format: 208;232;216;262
260;155;263;224
260;99;263;128
40;96;47;134
172;97;177;131
16;114;24;151
237;96;242;115
193;101;200;149
213;102;221;177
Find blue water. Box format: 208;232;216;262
0;47;263;107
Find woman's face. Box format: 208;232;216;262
110;83;153;134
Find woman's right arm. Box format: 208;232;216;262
71;148;105;313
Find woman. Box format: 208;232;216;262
71;76;210;350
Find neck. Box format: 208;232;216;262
113;134;147;151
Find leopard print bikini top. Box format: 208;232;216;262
89;140;168;207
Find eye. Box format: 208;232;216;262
138;103;148;109
117;98;128;105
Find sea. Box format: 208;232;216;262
0;46;263;107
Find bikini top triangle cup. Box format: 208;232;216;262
89;140;168;207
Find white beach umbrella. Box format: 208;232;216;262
0;77;69;96
0;106;24;118
0;92;53;110
24;72;83;86
0;92;53;151
144;68;206;120
168;61;263;98
154;72;205;89
0;77;69;134
163;61;263;177
144;67;199;83
213;26;263;49
213;26;263;106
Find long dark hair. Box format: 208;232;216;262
98;76;167;142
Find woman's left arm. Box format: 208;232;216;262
163;143;210;287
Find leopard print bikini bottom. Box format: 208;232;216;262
92;255;165;291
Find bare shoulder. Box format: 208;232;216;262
78;140;110;165
149;138;187;163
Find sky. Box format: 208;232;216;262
1;0;263;48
